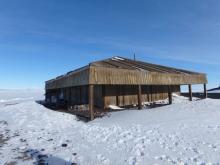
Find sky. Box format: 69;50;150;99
0;0;220;90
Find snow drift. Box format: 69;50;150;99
1;89;220;165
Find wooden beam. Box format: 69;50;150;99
204;84;207;99
89;85;94;120
138;85;142;110
188;84;192;101
168;85;172;104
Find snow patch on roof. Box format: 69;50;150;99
112;56;125;61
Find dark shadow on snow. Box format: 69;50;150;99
35;100;90;122
35;99;171;121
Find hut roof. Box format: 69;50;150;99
46;56;207;89
91;56;200;74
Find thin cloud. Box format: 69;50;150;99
2;28;219;66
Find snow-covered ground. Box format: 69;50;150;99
0;89;44;106
1;90;220;165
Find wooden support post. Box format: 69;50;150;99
150;86;153;102
89;85;94;120
168;86;172;104
138;85;142;110
204;84;207;99
188;84;192;101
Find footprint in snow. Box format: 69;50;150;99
127;156;138;165
155;155;179;164
96;154;110;164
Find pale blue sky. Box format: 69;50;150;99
0;0;220;90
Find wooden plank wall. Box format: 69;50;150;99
90;66;207;85
46;67;90;90
46;85;180;109
104;85;139;107
94;85;103;108
46;65;207;90
47;86;89;105
102;85;180;108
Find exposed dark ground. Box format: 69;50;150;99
181;93;220;99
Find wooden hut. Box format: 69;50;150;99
45;56;208;120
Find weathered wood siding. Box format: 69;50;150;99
46;67;90;90
46;86;89;105
89;66;207;85
46;85;104;108
46;84;180;109
102;85;180;109
94;85;103;108
46;65;207;90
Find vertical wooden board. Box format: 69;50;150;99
138;85;142;109
151;86;155;102
67;88;70;104
149;86;152;102
81;86;89;104
141;85;148;103
147;86;150;102
102;85;106;109
168;85;172;104
118;85;124;106
157;86;160;100
102;85;181;108
72;87;77;104
81;86;84;104
148;86;151;102
65;88;69;104
120;85;126;106
94;85;103;108
154;86;158;101
77;87;81;104
65;88;68;101
116;85;119;106
104;85;117;108
70;87;73;104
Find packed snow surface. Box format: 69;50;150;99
0;89;43;105
1;90;220;165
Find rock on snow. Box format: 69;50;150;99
0;90;220;165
